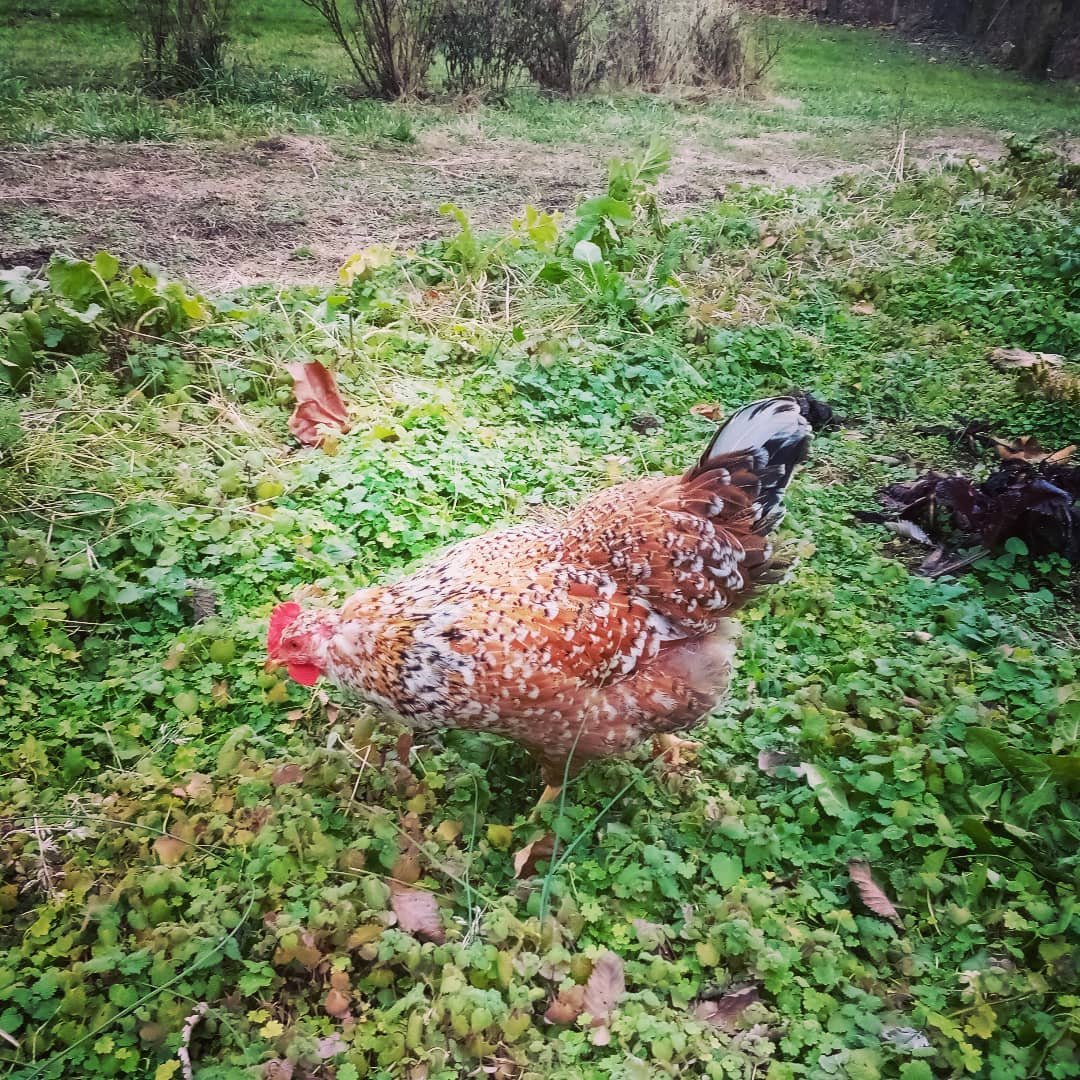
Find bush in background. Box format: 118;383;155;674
607;0;747;89
514;0;617;96
123;0;235;93
299;0;442;98
438;0;522;97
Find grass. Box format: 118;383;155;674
2;2;1078;149
1;132;1079;1078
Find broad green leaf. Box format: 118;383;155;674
47;258;100;302
575;196;634;228
573;240;603;266
801;763;850;817
92;250;120;282
1041;751;1080;786
708;852;743;888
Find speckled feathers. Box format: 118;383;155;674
269;398;811;783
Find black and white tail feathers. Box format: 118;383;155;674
688;397;811;534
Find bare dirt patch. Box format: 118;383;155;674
0;126;1045;291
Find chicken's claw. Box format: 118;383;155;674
652;734;702;768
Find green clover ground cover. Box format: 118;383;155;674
1;142;1078;1079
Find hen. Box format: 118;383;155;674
268;397;811;800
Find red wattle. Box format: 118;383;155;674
287;662;321;686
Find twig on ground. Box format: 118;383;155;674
178;1002;209;1080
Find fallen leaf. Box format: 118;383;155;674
992;435;1075;464
583;951;625;1027
152;835;185;865
391;846;421;884
286;361;351;448
162;642;186;670
435;819;463;844
262;1061;293;1080
631;918;668;951
692;984;761;1032
347;923;384;947
544;983;585;1024
690;402;724;421
171;773;212;800
988;347;1064;370
396;730;413;764
271;763;304;787
324;987;350;1019
512;832;555;878
390;884;445;943
760;233;778;249
316;1033;347;1059
851;300;876;315
849;860;902;925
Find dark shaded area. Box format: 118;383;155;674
858;455;1080;573
750;0;1080;78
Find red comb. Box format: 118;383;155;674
268;602;302;651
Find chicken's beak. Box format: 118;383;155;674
264;657;284;674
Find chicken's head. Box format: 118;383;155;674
267;602;335;686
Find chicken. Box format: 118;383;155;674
267;397;811;799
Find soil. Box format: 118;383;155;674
0;126;1042;292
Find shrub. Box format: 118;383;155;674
122;0;234;93
437;0;521;97
299;0;442;98
514;0;616;96
607;0;748;90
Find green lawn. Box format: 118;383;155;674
2;0;1078;147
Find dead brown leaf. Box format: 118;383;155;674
512;832;555;879
324;987;351;1019
271;763;304;787
152;835;186;865
760;233;778;249
316;1033;347;1059
583;951;625;1027
849;860;902;926
692;984;761;1032
287;361;351;448
851;300;876;315
171;773;212;800
162;642;186;670
390;884;445;943
988;347;1064;370
992;435;1076;464
690;402;724;422
274;931;323;969
544;983;586;1025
